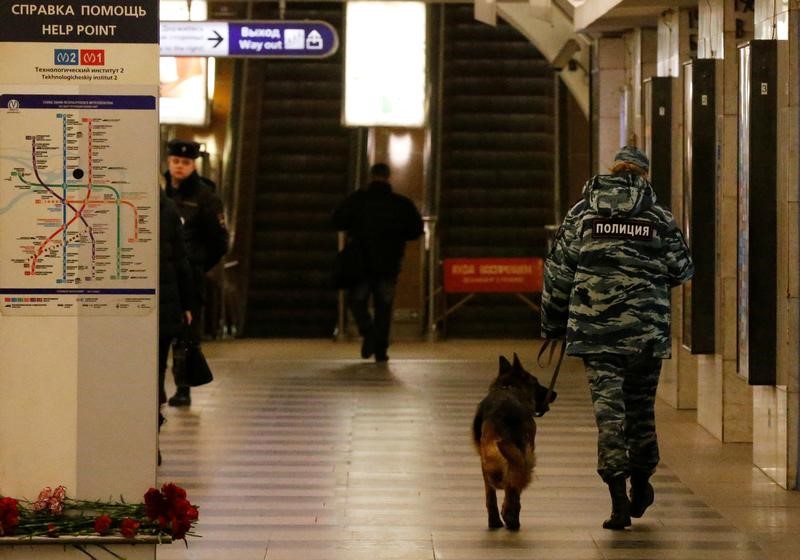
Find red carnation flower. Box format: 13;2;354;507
46;523;58;537
171;518;193;540
120;517;140;538
0;497;20;536
141;483;198;540
161;483;187;502
169;503;198;540
94;514;113;535
144;488;163;520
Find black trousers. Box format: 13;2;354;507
347;277;396;356
158;334;175;405
172;266;205;388
157;333;175;432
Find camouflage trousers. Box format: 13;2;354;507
583;354;663;482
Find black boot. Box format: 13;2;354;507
360;330;375;359
374;350;389;363
168;386;191;407
602;476;631;530
630;472;654;518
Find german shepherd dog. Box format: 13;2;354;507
472;354;556;530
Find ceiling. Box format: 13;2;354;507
573;0;698;33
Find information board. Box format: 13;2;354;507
0;0;159;315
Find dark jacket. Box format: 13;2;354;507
542;173;694;358
160;190;194;338
164;170;229;272
332;180;424;280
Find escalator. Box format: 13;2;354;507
237;3;555;338
438;5;555;337
242;3;350;337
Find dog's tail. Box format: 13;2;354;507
483;439;534;491
480;439;508;489
499;440;535;491
481;436;529;488
497;440;527;468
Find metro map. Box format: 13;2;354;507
0;93;156;314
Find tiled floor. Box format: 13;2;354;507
157;340;800;560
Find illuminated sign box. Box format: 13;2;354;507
344;1;426;127
159;55;209;126
159;21;339;58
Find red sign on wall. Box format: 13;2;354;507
443;258;543;293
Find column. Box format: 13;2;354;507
695;0;754;443
751;0;797;489
0;1;160;557
591;37;626;173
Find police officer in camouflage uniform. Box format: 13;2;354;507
541;146;693;530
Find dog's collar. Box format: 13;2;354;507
496;386;537;408
496;384;526;395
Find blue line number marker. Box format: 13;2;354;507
54;49;79;65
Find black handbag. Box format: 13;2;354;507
172;335;214;387
332;241;363;289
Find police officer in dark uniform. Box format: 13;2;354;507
163;139;229;406
542;146;693;530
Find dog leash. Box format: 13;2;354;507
534;338;566;417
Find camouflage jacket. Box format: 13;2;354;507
541;173;694;358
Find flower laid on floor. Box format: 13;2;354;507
0;483;198;542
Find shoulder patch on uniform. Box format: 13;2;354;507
590;219;654;240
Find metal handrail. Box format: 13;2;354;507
334;231;347;341
423;215;438;340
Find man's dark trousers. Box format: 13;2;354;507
347;278;396;358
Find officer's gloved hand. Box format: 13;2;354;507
534;337;565;417
541;327;566;340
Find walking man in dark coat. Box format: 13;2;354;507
163;139;229;406
542;146;693;530
332;163;424;362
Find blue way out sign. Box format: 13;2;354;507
160;20;338;58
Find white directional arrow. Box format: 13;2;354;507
160;21;229;56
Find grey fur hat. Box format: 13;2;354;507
613;146;649;173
